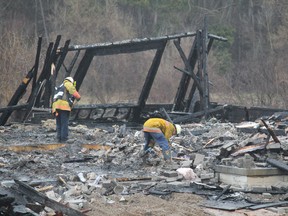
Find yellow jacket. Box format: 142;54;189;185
143;118;176;140
52;80;81;114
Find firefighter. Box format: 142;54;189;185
52;77;81;142
142;118;181;161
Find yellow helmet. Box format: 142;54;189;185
65;77;74;83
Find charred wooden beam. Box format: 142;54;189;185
31;37;42;97
172;105;224;124
187;37;214;112
173;36;198;111
197;30;204;110
160;107;173;123
68;32;197;51
55;40;71;78
0;67;34;126
13;179;85;216
73;50;94;91
173;66;203;95
215;184;231;200
202;17;210;117
34;42;54;107
0;104;28;113
133;41;167;121
42;35;62;108
51;39;71;105
0;196;15;207
231;143;266;157
261;119;281;145
248;201;288;210
91;40;166;56
65;50;80;77
22;80;47;122
266;158;288;172
208;33;227;41
75;103;137;109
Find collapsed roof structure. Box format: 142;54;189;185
0;20;229;126
2;19;287;127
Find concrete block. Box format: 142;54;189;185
137;181;158;189
230;185;245;192
1;180;15;188
221;158;233;166
236;127;257;134
193;153;205;166
166;177;180;182
272;181;288;190
262;192;272;199
102;180;116;189
167;181;190;188
155;181;190;191
151;176;166;181
243;160;255;168
200;173;214;180
161;171;178;177
215;165;286;176
191;129;209;136
217;171;288;190
251;186;267;193
180;160;193;168
236;158;244;168
244;153;254;160
221;141;237;151
277;207;288;214
266;142;281;149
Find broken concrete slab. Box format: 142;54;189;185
215;165;288;190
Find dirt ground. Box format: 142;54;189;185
81;192;281;216
85;192;209;216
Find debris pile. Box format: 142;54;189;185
1;112;288;215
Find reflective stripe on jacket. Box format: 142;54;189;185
52;80;81;113
143;118;175;140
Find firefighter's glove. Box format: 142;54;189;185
148;140;155;148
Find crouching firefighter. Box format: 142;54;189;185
142;118;181;162
52;77;81;142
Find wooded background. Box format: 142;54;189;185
1;0;288;109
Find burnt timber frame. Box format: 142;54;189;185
0;23;227;126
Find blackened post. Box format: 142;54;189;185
51;39;71;105
42;35;62;108
133;41;167;121
186;38;214;112
31;37;42;95
0;67;35;125
203;17;210;118
172;36;198;111
34;42;54;107
73;50;94;91
197;30;204;110
65;50;80;78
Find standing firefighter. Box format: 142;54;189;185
52;77;81;142
142;118;181;162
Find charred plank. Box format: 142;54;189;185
13;179;85;216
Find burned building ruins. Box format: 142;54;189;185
2;22;288;215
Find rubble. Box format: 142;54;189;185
1;112;288;215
